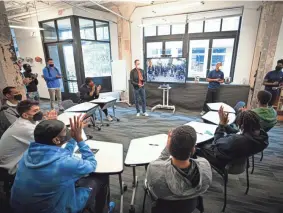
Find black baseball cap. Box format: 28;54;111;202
34;120;65;144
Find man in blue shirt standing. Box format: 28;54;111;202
263;59;283;106
42;58;63;110
201;62;224;115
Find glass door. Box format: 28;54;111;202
62;43;78;93
210;38;235;78
188;39;210;78
46;44;65;92
46;43;78;97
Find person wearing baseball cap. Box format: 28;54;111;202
11;115;109;213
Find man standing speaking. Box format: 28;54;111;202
201;62;224;115
42;58;64;111
130;59;148;117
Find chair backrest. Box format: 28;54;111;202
61;100;76;110
152;197;198;213
226;157;247;174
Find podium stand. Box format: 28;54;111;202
151;85;175;113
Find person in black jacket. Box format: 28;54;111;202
79;78;113;122
197;106;269;170
130;59;148;117
23;64;39;101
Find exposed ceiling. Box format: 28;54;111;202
5;0;179;23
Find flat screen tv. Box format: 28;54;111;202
146;58;187;84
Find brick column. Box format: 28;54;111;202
0;1;25;98
248;2;283;108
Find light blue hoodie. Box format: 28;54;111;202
11;139;97;213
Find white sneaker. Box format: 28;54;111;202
142;112;149;117
136;113;141;117
107;115;113;122
200;111;206;116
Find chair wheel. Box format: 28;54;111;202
97;127;101;131
117;119;120;122
88;124;91;128
129;206;135;213
106;124;110;127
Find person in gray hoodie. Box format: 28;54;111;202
0;87;22;137
146;126;212;201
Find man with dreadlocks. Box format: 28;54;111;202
197;106;269;169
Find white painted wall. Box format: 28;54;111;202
273;17;283;68
14;17;49;98
13;7;118;99
130;1;262;84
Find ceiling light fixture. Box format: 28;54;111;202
9;25;44;31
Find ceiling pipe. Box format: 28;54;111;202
7;2;69;19
88;0;131;22
62;1;117;24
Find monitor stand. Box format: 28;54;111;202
151;84;176;113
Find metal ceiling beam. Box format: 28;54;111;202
88;0;131;22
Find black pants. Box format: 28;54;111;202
196;144;227;170
202;88;220;112
98;103;108;116
76;174;109;213
267;89;279;107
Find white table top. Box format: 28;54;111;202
65;102;98;112
125;134;167;166
90;96;117;104
58;112;86;126
202;111;236;125
74;140;123;174
207;102;235;113
185;121;217;144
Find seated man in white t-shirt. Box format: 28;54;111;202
0;100;57;175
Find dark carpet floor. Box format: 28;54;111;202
1;104;283;213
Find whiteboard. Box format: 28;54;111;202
111;60;127;91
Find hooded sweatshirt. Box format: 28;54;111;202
201;125;269;169
146;147;212;200
252;107;277;132
0;103;19;138
11;139;97;213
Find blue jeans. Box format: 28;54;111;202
134;87;146;113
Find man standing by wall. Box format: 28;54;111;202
263;59;283;106
42;58;63;110
130;59;148;117
201;62;224;115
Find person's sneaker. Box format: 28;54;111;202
107;115;113;122
142;112;149;117
200;111;206;116
136;113;141;117
59;106;65;111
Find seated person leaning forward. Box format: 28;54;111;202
146;126;212;203
0;86;22;137
197;106;269;170
79;77;113;122
11;115;109;213
0;100;57;175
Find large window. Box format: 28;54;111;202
143;15;241;81
188;40;209;78
57;19;72;40
147;42;163;58
79;18;95;40
82;41;111;77
96;21;110;41
41;16;112;97
165;41;183;57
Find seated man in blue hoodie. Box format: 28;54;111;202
146;126;212;203
11;116;108;213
